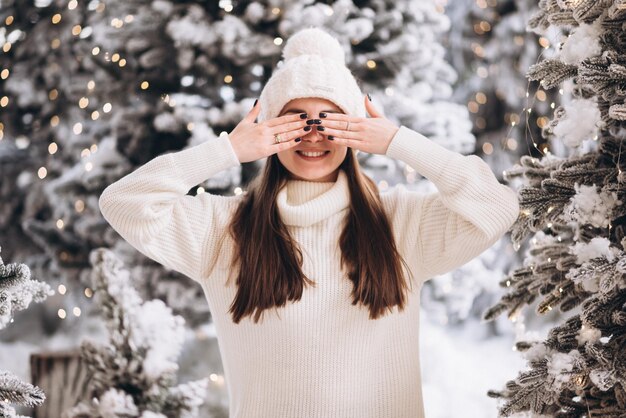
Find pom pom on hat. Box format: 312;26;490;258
282;27;346;65
257;26;365;123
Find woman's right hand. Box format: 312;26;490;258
228;100;309;164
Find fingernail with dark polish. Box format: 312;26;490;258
313;119;322;124
317;126;325;131
328;135;334;140
295;138;301;142
253;98;258;108
306;119;316;125
367;93;372;101
319;112;327;118
304;126;312;131
300;113;308;119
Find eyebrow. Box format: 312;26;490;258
280;108;343;115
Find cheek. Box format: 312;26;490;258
334;147;348;161
276;150;291;165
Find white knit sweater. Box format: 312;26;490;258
98;125;519;418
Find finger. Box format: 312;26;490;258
319;119;364;132
317;112;363;123
323;135;361;149
244;99;261;122
267;124;306;143
274;138;303;153
265;112;309;127
269;118;309;134
316;125;362;140
364;94;383;118
271;131;304;152
265;121;309;142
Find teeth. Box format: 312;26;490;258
299;151;327;157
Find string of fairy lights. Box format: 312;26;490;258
465;0;558;159
506;0;620;402
500;37;570;328
500;14;621;409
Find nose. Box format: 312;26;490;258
303;125;325;143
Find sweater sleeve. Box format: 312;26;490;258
98;134;242;282
385;126;520;281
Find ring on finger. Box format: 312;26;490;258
274;133;282;144
345;121;350;131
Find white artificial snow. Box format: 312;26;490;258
186;124;218;149
153;112;181;133
171;378;210;409
244;3;265;24
576;326;602;346
341;17;375;44
98;388;139;418
567;264;600;293
589;369;617;391
140;412;167;418
553;98;602;148
522;342;549;362
562;184;619;230
546;350;583;389
129;300;186;380
219;15;253;45
166;13;217;47
560;22;602;64
151;0;174;16
528;230;558;248
105;265;143;310
570;237;620;264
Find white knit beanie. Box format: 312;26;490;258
257;27;366;123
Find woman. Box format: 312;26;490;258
99;27;519;418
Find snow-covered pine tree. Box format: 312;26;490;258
484;1;626;416
0;246;52;417
64;248;209;418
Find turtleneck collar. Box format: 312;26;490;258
277;170;350;227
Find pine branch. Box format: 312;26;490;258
0;372;45;408
527;60;578;90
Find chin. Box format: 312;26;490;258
289;166;339;182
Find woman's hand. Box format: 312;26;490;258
228;100;309;163
317;95;400;155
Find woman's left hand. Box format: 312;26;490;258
317;94;400;155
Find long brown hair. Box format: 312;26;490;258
227;148;413;324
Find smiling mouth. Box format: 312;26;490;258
296;150;331;160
